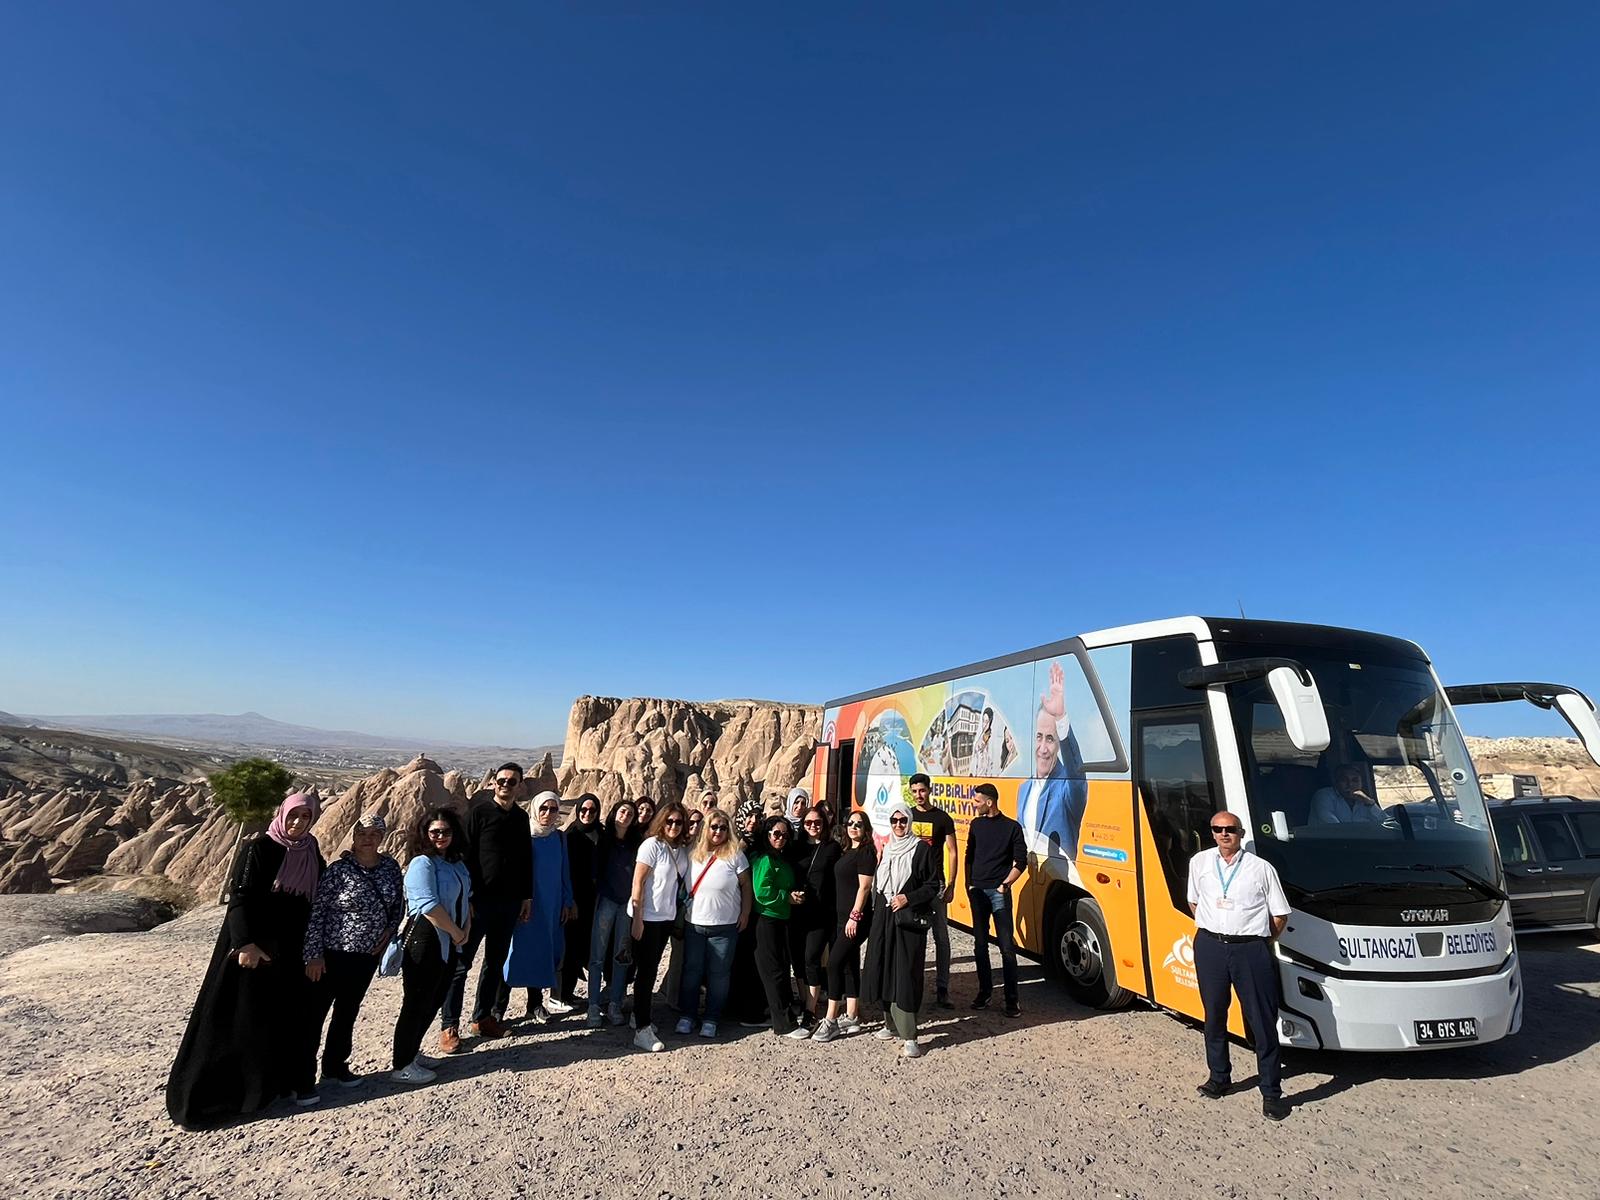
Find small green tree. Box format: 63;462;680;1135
210;758;295;825
209;758;295;902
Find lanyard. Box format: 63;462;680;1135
1215;852;1245;899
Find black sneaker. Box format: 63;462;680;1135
321;1065;362;1089
1196;1079;1231;1100
970;994;992;1010
1003;1001;1022;1018
1263;1096;1292;1121
935;992;955;1010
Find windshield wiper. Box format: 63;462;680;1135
1374;863;1509;902
1286;881;1400;901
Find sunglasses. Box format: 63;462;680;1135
889;816;910;826
538;804;560;813
770;829;789;839
495;778;518;787
802;819;823;828
708;824;729;833
579;806;598;815
847;821;866;829
664;818;685;827
1210;824;1242;835
427;828;453;838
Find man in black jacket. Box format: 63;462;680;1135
963;782;1028;1017
438;762;533;1048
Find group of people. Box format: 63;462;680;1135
165;767;1032;1129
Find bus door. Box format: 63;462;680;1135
1133;705;1219;1020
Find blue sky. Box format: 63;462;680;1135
2;4;1597;747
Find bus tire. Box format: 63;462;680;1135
1049;896;1132;1011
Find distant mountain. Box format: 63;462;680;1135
14;710;558;764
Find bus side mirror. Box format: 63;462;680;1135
1553;692;1600;767
1267;666;1331;753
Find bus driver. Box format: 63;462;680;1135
1310;764;1386;825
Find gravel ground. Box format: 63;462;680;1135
1;903;1597;1200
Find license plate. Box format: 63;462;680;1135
1415;1017;1478;1044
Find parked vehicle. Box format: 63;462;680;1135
1489;797;1600;933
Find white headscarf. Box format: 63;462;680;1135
874;800;918;900
530;790;561;838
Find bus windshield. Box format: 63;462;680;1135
1217;640;1500;912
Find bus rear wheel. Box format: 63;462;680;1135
1048;896;1132;1010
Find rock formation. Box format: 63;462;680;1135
556;696;823;810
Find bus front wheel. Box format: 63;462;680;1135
1048;896;1132;1010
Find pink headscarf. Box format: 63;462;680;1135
266;793;321;899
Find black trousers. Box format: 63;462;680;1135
562;903;593;1001
825;925;862;1001
802;919;834;990
729;919;766;1022
307;949;380;1075
630;919;672;1031
754;915;796;1033
1194;930;1283;1099
440;896;519;1029
395;926;457;1070
969;886;1020;1004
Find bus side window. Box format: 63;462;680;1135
1136;715;1217;912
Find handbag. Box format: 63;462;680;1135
379;857;440;978
894;904;931;933
668;847;694;938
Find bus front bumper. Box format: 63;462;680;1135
1275;952;1522;1051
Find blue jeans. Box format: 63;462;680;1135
587;896;630;1011
968;886;1019;1004
678;922;738;1023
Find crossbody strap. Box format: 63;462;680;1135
689;857;718;898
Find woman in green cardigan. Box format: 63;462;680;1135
749;815;811;1039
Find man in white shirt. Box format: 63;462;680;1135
1187;811;1292;1121
1310;765;1387;825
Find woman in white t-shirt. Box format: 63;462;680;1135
628;801;691;1052
672;808;752;1039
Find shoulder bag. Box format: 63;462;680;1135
379;857;438;978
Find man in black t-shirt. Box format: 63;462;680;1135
908;773;957;1008
964;782;1028;1016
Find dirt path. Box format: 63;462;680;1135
1;907;1596;1200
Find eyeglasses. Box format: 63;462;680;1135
1210;825;1242;835
427;828;452;838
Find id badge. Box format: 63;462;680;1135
1216;897;1233;910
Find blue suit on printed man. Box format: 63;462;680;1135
1019;721;1088;859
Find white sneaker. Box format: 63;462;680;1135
783;1026;812;1040
901;1039;924;1058
390;1061;437;1084
586;1007;604;1029
633;1025;665;1053
699;1021;718;1038
874;1026;897;1041
811;1018;838;1043
544;996;575;1015
674;1017;694;1035
607;1003;626;1027
837;1014;862;1035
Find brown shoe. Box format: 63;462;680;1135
438;1027;461;1055
471;1016;506;1039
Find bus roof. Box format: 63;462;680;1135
822;616;1429;709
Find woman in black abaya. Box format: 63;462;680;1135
166;793;325;1128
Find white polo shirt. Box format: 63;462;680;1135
1186;847;1290;938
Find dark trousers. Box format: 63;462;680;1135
394;928;456;1070
825;926;862;1000
562;902;593;1001
969;886;1020;1004
802;920;834;991
1194;930;1283;1100
754;915;796;1033
440;896;519;1029
729;919;766;1022
307;949;380;1075
630;919;672;1031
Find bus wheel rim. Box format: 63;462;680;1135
1061;920;1103;986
